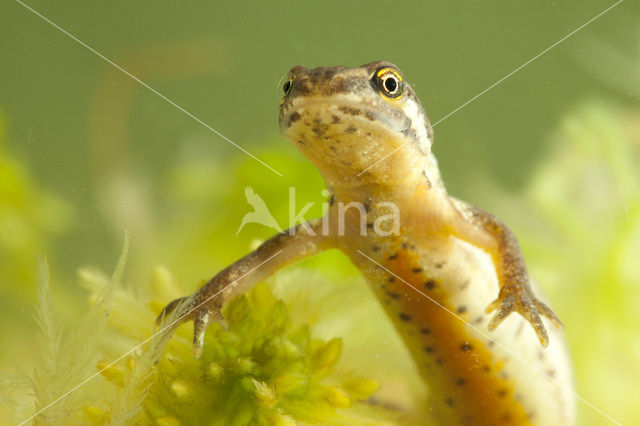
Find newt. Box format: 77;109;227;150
158;61;574;425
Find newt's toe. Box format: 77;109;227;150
525;308;549;347
192;307;227;359
533;299;563;330
193;310;210;359
485;288;562;348
486;295;515;331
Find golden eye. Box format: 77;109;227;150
375;67;404;99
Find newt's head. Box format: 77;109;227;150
279;61;434;189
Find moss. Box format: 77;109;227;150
16;237;400;425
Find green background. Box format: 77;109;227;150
1;0;639;424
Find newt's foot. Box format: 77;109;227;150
485;286;562;347
156;289;227;359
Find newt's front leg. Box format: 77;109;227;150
450;198;562;347
157;219;328;358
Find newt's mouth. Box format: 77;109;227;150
279;96;411;138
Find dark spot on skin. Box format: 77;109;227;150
423;170;432;188
399;313;411;322
331;114;341;124
424;346;434;354
386;292;401;300
366;222;374;229
459;280;470;290
460;342;472;352
288;111;301;127
500;372;509;380
364;111;376;121
420;327;431;334
401;127;418;140
329;145;336;151
527;411;536;420
456;378;467;386
436;358;444;365
384;299;391;305
372;246;380;252
537;350;545;361
388;276;395;283
293;81;311;97
514;393;523;401
329;194;335;206
501;412;512;422
488;340;495;347
297;140;307;145
411;267;423;273
366;132;372;137
497;389;508;398
401;242;408;249
345;125;357;133
445;397;455;407
388;253;398;260
338;106;361;116
474;316;483;324
483;365;491;373
457;306;467;314
424;279;437;290
312;123;329;136
435;262;445;268
546;369;556;378
288;65;365;97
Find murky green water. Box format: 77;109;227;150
1;1;639;424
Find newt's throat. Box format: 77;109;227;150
286;110;428;189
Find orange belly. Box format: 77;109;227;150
375;248;532;425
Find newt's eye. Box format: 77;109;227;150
283;79;292;95
375;67;404;99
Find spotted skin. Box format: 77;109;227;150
366;248;531;425
158;61;574;425
348;232;571;425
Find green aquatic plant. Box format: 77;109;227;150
476;101;640;425
26;236;136;425
138;283;388;425
13;237;401;425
